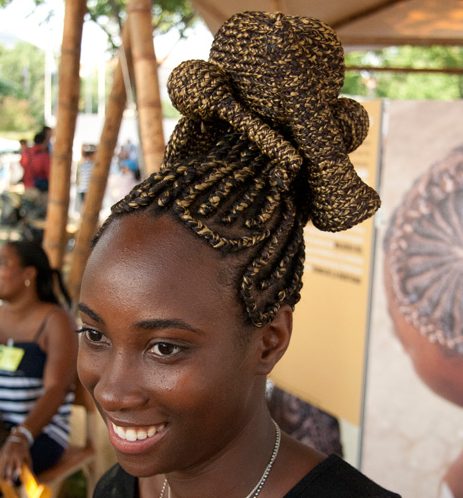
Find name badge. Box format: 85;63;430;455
0;345;25;372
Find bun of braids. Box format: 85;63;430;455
168;11;380;230
100;11;380;327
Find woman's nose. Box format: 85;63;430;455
93;351;149;412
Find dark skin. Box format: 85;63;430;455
0;244;77;481
78;213;324;498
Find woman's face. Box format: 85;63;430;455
0;244;28;301
78;213;265;477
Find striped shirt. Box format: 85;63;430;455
0;341;74;448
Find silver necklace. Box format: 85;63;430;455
159;479;169;498
159;420;281;498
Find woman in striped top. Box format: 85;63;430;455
0;241;77;480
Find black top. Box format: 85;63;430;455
94;455;401;497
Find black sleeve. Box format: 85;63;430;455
93;464;137;498
285;455;401;498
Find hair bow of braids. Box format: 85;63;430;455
100;11;381;327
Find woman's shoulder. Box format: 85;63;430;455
94;464;137;498
38;304;76;349
38;303;71;330
284;454;401;498
0;302;66;339
40;303;74;325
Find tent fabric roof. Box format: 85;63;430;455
191;0;463;47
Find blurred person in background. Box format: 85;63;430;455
29;132;50;193
118;147;140;182
18;139;32;189
0;241;77;479
76;144;97;205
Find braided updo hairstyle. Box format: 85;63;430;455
98;11;380;327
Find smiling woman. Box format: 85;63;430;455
77;10;399;498
0;241;77;480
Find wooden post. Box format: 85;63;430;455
43;0;86;269
67;25;132;303
127;0;165;175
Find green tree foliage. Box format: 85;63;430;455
0;0;43;6
343;46;463;99
0;0;196;131
1;0;196;51
86;0;196;51
0;41;45;131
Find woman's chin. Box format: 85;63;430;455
116;455;162;478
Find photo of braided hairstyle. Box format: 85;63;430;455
384;145;463;355
97;11;380;327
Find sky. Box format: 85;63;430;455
0;0;214;147
0;0;213;71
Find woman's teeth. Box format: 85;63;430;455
112;422;162;441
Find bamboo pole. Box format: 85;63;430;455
67;25;132;303
43;0;86;269
127;0;165;175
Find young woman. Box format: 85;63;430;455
77;11;399;497
0;241;77;479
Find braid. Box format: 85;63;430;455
95;11;380;327
384;145;463;354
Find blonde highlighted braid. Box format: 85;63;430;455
99;11;380;327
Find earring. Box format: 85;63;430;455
24;279;31;288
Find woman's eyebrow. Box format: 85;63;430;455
77;306;201;334
135;318;202;334
78;303;103;323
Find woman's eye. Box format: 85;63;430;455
150;342;182;357
77;327;109;345
85;330;104;342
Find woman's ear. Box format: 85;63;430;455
23;266;37;284
254;304;292;375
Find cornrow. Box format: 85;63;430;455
96;11;380;327
384;145;463;354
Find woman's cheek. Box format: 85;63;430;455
77;344;102;393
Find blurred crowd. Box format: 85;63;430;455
0;129;142;243
76;139;140;209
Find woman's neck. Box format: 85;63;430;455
2;291;41;314
141;407;279;498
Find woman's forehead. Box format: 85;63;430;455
84;214;227;298
81;213;242;328
93;213;220;268
0;244;18;261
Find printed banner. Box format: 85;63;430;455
271;99;382;426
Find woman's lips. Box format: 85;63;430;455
107;420;167;454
